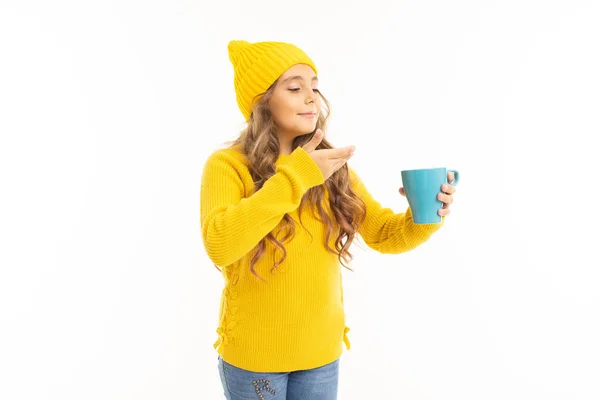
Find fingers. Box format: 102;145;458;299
447;171;455;184
328;145;356;159
302;129;324;153
441;184;456;195
438;208;451;216
332;150;354;170
438;186;454;215
329;147;355;174
437;192;453;205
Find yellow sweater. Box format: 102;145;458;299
200;144;444;372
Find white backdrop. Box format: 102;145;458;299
1;0;599;399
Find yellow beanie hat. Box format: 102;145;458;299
227;40;318;122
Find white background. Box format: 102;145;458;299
1;0;599;399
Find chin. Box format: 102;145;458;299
301;123;318;135
288;126;316;137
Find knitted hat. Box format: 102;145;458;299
227;40;318;122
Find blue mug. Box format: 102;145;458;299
400;167;460;224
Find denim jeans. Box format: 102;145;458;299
217;355;340;400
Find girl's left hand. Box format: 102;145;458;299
399;171;456;217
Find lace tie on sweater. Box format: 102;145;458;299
343;326;351;350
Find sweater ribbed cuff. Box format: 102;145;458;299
406;207;445;232
277;146;325;190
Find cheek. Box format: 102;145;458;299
269;97;286;121
287;96;303;111
271;103;293;127
279;98;301;121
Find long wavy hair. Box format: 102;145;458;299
216;79;367;282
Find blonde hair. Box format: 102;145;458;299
217;80;367;282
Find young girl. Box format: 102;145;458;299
200;40;456;400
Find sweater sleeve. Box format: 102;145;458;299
200;146;325;267
349;166;444;254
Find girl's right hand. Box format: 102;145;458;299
302;129;355;181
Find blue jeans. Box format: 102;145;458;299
217;355;339;400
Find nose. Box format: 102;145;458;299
305;89;317;104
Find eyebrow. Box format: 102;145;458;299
281;75;319;84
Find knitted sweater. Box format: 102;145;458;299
200;144;444;372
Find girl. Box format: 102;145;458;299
200;40;456;400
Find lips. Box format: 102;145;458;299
298;112;316;116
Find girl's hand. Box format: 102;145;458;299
302;129;355;181
399;171;456;217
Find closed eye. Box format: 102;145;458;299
288;88;320;93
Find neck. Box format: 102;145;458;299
279;140;294;156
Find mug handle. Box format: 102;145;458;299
447;169;459;186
